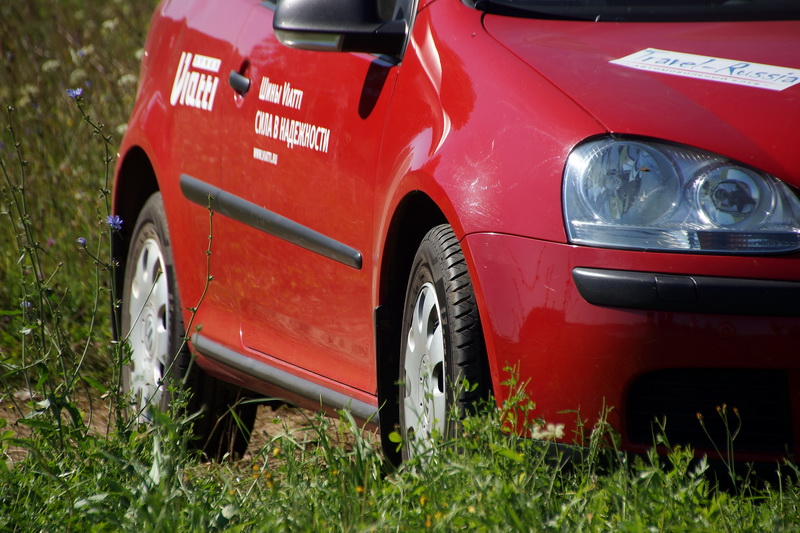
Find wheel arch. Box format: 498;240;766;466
112;146;159;339
375;191;447;463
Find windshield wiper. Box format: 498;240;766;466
469;0;800;22
469;0;604;21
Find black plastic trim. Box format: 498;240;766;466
273;0;407;57
573;267;800;316
228;71;251;96
180;174;362;269
193;334;379;423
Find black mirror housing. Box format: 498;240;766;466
273;0;407;57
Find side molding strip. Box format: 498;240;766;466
180;174;363;269
193;334;379;423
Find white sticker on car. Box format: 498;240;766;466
254;110;331;153
253;147;278;165
611;48;800;91
252;75;334;162
191;54;221;74
170;51;221;110
258;77;303;110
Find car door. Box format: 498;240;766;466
158;0;254;347
218;1;404;393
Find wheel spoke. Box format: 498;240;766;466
427;321;444;387
419;288;437;339
151;269;170;370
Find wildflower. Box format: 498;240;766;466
106;214;123;231
468;506;476;514
530;422;565;440
272;446;280;457
66;87;83;98
355;485;365;494
76;237;87;246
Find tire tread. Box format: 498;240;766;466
424;225;489;413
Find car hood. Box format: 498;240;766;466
483;16;800;182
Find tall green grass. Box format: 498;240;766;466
2;0;800;530
1;0;154;373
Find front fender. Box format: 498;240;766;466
376;0;604;246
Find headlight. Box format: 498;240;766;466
563;138;800;253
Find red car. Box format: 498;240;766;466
114;0;800;462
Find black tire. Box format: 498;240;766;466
399;224;489;458
121;193;256;459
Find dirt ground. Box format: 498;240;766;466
0;388;378;463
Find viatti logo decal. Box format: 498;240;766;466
170;52;221;110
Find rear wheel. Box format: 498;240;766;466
399;224;489;458
121;193;256;459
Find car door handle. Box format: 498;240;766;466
229;70;251;96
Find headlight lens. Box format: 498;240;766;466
564;138;800;253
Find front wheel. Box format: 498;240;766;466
121;193;256;459
399;224;489;458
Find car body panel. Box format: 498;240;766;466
483;16;800;180
217;3;398;393
126;0;257;356
375;0;604;246
463;232;800;457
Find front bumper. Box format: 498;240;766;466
463;232;800;462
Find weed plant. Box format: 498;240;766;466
0;0;156;373
2;1;800;531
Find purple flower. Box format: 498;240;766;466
105;214;123;231
66;88;83;99
76;237;87;246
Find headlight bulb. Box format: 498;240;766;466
692;165;773;229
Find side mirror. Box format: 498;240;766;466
273;0;407;58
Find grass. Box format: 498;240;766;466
2;0;800;530
0;0;151;374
